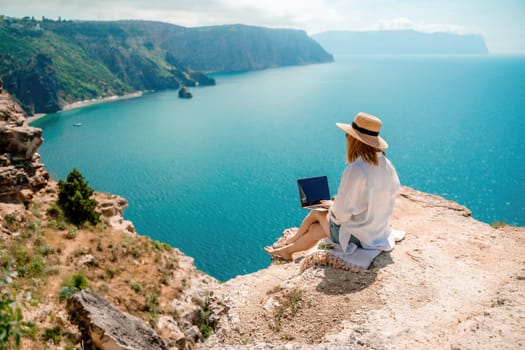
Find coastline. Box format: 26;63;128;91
25;91;143;125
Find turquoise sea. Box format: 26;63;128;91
33;55;525;281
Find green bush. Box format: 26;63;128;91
27;255;47;276
36;244;54;256
3;213;16;227
59;274;89;301
46;202;63;218
199;323;212;341
491;220;507;229
65;228;77;240
131;283;142;294
199;303;213;341
0;294;34;349
42;326;61;344
58;286;78;301
14;247;29;266
26;221;42;236
57;168;100;227
151;240;172;252
69;274;89;290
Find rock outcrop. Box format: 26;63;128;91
67;289;169;350
95;192;136;234
178;86;193;99
0;92;49;202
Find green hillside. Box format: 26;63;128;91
0;17;332;115
0;20;131;113
0;17;214;114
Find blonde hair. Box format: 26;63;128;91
346;134;385;166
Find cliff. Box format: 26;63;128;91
313;30;489;55
203;187;524;349
1;92;523;349
159;24;334;73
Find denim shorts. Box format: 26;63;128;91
329;219;362;247
329;219;341;244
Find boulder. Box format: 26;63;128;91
0;125;43;160
157;316;197;350
67;289;169;350
178;86;192;99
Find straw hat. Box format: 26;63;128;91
336;112;388;149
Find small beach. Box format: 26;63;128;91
25;91;143;125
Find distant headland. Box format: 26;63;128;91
313;29;489;55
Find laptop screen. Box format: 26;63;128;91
297;176;330;207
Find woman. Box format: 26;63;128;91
265;112;400;260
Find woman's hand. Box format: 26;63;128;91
319;200;333;208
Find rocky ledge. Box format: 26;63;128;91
203;186;525;349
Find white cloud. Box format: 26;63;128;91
195;0;347;30
0;1;478;35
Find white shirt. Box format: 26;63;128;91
329;153;400;252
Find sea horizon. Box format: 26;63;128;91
28;53;525;124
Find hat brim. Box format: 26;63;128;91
336;122;389;149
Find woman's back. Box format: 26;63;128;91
335;153;400;251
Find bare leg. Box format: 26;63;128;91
286;210;330;244
265;222;330;260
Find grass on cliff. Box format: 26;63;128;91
0;188;196;349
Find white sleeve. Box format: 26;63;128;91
329;164;369;225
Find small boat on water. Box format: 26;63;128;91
73;122;83;127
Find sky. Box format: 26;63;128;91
1;0;524;53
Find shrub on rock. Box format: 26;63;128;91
57;168;100;227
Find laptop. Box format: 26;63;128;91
297;176;331;210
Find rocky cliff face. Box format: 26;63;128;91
159;24;334;73
0;91;49;202
2;53;61;115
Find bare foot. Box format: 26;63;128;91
264;246;292;261
283;228;299;244
272;228;298;248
